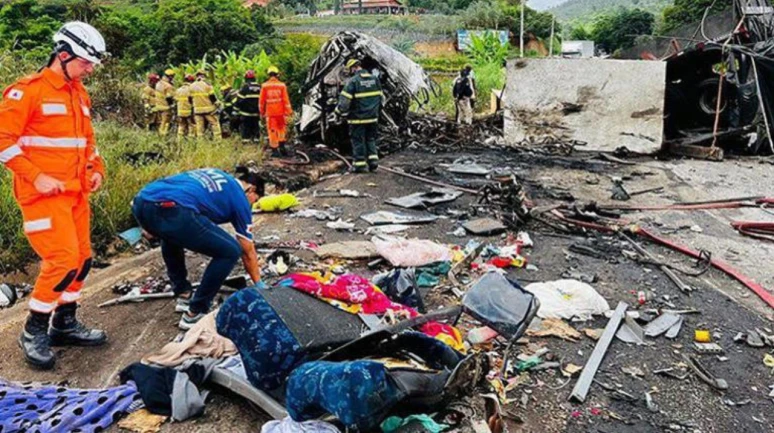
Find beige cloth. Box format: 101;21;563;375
143;310;237;367
456;97;473;125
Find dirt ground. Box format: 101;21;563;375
1;147;773;433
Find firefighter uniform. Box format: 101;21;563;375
141;83;158;130
259;76;292;150
236;81;261;142
221;87;240;135
190;78;222;139
336;69;383;171
153;78;175;136
174;83;193;139
0;67;106;314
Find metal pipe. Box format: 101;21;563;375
377;165;480;195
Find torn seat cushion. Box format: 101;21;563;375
286;360;406;432
287;333;462;431
216;288;307;391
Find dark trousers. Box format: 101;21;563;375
349;123;379;168
240;116;260;142
131;198;241;314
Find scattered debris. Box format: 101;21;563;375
526;318;581;342
683;355;728;390
694;342;724;354
616;315;645;345
117;409;168;433
364;224;412;235
665;316;683;339
467;327;499;345
583;328;603;341
764;354;774;373
644;314;682;338
325;219;356;231
0;283;18;308
292;208;341;221
385;188;462;209
372;236;452;267
645;392;659;413
118;227;144;246
315;241;379;259
562;364;583;377
464;218;507;236
747;330;765;348
361;210;439;226
654;367;689;381
622;366;646;379
524;280;610;321
570;302;629;403
694;329;712;343
447;159;492;176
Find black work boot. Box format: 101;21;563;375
49;303;107;347
19;312;55;370
368;162;379;172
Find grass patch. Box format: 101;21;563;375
416;54;470;73
417;63;505;118
0;123;262;273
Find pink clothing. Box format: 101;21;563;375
280;273;463;350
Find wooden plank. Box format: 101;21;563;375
665;142;724;161
569;302;628;403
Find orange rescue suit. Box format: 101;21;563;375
0;67;105;313
259;77;293;148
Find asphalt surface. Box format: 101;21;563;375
0;148;773;432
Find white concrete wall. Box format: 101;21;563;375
503;58;666;154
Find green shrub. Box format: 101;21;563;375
392;38;418;56
467;31;508;67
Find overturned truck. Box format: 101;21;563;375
503;0;774;157
298;32;437;152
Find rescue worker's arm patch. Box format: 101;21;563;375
7;89;23;101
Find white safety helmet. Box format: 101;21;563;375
53;21;107;65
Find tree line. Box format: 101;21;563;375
0;0;281;71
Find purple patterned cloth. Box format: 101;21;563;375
0;379;141;433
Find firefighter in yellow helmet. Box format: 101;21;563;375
153;69;176;136
259;66;292;156
141;73;160;131
189;69;222;139
174;74;195;140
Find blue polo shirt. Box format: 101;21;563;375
137;168;253;240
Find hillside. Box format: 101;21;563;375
530;0;570;11
551;0;672;23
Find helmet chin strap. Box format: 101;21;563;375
45;46;77;81
59;56;76;81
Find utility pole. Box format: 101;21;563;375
520;1;526;58
549;15;555;57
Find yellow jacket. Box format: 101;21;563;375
152;79;174;112
141;85;154;107
189;79;216;115
174;84;193;117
